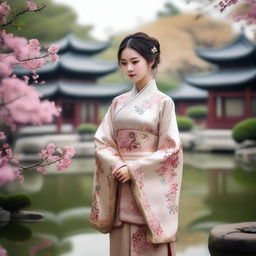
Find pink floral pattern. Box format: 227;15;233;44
155;140;182;215
133;167;145;190
132;226;159;255
134;93;165;115
120;195;141;216
112;92;130;112
117;131;141;151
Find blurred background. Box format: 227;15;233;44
1;0;256;255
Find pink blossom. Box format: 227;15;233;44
48;53;59;63
2;32;29;60
36;166;48;174
47;44;59;63
0;54;17;77
0;163;16;186
233;0;256;24
27;1;37;11
0;246;8;256
0;77;60;125
29;239;52;256
48;44;59;55
14;169;24;184
38;149;47;160
46;143;56;155
0;132;5;140
0;2;10;25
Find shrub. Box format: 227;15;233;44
0;193;31;212
77;123;97;134
232;118;256;143
186;106;208;119
177;117;195;131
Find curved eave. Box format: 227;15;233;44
59;54;118;75
195;33;256;63
167;83;208;100
36;83;58;98
14;54;118;77
14;62;58;76
53;33;110;55
183;68;256;90
36;81;132;99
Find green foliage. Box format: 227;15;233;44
156;78;179;92
157;2;180;18
232;118;256;143
77;123;97;134
0;193;31;212
5;0;93;44
186;105;208;119
232;167;256;190
177;116;195;131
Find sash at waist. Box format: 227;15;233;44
116;129;158;153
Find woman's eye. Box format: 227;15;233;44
120;62;127;66
132;61;139;65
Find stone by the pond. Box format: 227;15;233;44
0;207;10;227
11;210;44;222
209;222;256;256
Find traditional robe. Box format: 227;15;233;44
89;79;183;247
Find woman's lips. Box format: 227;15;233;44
128;74;136;78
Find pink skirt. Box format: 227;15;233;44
110;222;175;256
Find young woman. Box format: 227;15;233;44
89;32;183;256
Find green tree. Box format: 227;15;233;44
5;0;93;44
157;2;181;18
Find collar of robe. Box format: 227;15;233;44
114;79;158;119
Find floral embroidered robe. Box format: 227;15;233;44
89;79;183;244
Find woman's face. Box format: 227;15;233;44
119;47;152;87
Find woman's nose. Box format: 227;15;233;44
127;64;133;72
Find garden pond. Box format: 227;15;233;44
0;151;256;256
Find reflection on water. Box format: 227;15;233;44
0;152;256;256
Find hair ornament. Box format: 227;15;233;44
151;46;157;54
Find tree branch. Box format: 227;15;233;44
1;4;47;28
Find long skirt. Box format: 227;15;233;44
110;223;175;256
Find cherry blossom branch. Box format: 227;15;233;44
1;4;47;28
218;0;238;12
9;157;62;171
1;141;75;184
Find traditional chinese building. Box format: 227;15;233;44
183;30;256;129
167;82;208;116
15;33;131;133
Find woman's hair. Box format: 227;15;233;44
117;32;161;70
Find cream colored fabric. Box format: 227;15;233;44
89;79;183;244
110;223;176;256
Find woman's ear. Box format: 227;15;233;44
148;60;154;69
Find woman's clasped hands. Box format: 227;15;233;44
112;165;131;183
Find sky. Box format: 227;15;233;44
52;0;202;40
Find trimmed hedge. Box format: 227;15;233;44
0;193;31;212
232;118;256;143
177;117;195;131
186;106;208;119
77;123;97;134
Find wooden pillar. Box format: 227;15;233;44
179;102;187;116
56;99;62;134
207;92;215;128
244;87;252;118
94;101;100;125
73;101;81;131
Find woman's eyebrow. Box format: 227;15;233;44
121;57;139;61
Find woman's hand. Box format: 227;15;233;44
112;166;131;183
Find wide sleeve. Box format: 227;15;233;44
89;103;126;233
127;97;183;243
